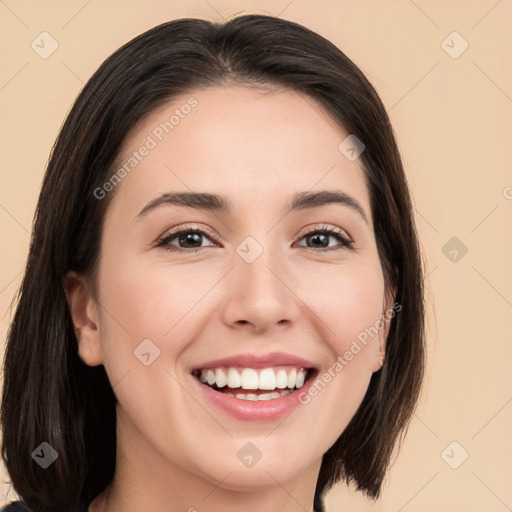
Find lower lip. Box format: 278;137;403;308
192;374;314;421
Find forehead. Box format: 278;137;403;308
108;85;371;221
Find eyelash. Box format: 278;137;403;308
157;224;354;253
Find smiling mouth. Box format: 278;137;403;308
192;366;314;401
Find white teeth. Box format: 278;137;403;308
287;368;297;388
258;368;276;390
206;370;216;386
229;389;292;400
215;368;227;387
198;366;310;392
276;369;288;389
295;369;307;389
227;368;241;388
241;368;259;389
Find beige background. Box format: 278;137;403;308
1;1;511;510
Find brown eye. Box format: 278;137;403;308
296;226;354;251
158;227;219;252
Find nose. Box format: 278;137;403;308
220;247;302;334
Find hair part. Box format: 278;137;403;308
1;13;425;511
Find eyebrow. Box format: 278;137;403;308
135;190;369;224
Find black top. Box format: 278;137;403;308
2;504;30;511
3;499;325;512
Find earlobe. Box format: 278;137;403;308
370;311;386;373
63;271;104;367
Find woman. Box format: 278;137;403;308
1;13;425;512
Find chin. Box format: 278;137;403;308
190;440;318;491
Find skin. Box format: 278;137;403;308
65;85;394;512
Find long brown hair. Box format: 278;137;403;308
1;14;425;511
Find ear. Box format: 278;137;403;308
63;271;103;366
371;285;398;372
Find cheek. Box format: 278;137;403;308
298;261;385;354
293;260;384;428
97;253;213;339
95;252;214;389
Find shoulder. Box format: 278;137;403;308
1;502;31;511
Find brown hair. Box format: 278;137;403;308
1;13;425;511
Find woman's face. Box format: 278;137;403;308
73;85;392;493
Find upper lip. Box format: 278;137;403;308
191;351;317;371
